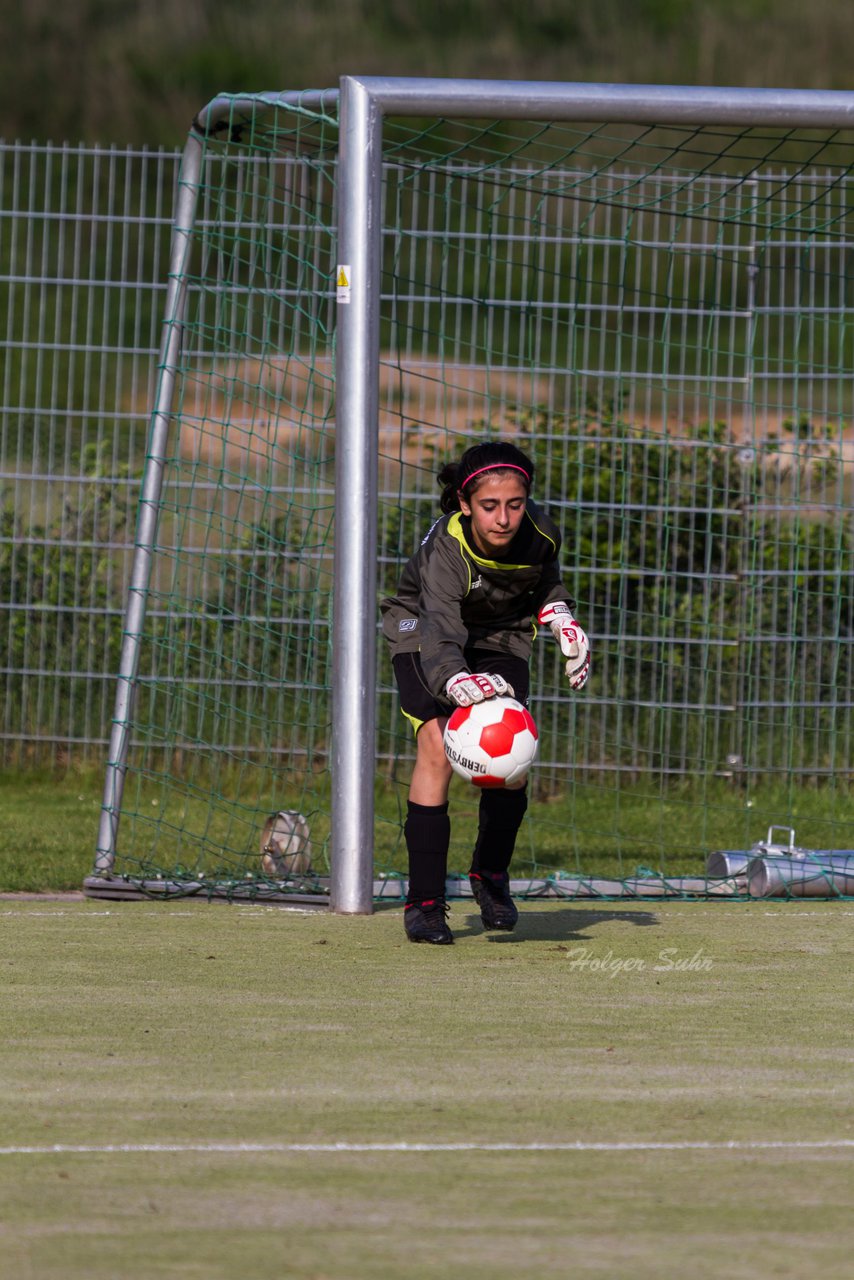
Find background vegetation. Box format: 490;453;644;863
4;4;852;887
1;0;852;147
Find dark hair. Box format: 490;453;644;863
437;440;535;514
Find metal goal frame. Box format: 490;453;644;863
95;77;854;913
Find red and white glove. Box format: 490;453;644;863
445;671;514;708
538;602;590;691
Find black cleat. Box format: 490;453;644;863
404;898;454;945
470;872;519;931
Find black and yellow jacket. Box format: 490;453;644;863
380;501;573;700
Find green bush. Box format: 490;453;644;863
0;444;137;762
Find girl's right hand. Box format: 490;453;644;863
445;671;514;708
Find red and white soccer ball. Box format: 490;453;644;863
443;695;539;788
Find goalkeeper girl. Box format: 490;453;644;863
381;439;590;945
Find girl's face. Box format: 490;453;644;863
459;472;528;557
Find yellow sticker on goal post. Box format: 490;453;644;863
336;265;351;303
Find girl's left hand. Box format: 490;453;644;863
538;603;591;691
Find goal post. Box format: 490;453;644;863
90;78;854;908
331;79;383;912
95;129;205;876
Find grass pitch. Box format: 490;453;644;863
1;897;852;1279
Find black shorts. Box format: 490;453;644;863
392;650;530;735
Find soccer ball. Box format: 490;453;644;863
443;696;539;788
260;810;313;878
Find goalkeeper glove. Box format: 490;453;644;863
538;602;590;690
445;671;514;708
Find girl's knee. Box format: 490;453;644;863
416;718;451;768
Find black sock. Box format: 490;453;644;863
404;800;451;903
469;786;528;878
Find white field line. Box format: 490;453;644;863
1;1140;853;1156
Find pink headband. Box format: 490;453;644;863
460;462;531;490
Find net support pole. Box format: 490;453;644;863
94;132;204;874
330;78;384;913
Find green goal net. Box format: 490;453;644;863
92;90;854;903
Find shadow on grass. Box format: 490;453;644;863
456;906;661;943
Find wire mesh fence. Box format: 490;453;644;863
2;132;853;804
1;142;185;762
